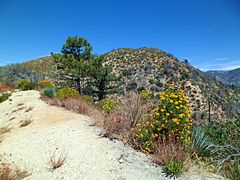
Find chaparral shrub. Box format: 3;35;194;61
80;95;94;104
37;79;55;89
131;84;192;153
0;93;11;103
17;79;35;91
17;79;29;90
57;87;80;100
42;87;56;98
99;98;119;115
164;159;184;178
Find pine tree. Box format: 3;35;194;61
87;55;121;100
51;36;92;93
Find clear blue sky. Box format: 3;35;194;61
0;0;240;70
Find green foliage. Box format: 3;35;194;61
224;159;240;180
164;159;184;178
87;55;121;100
0;63;43;83
42;87;56;98
202;118;240;148
190;127;214;157
24;82;35;90
52;36;92;93
17;79;29;89
132;85;192;153
17;79;35;91
38;80;55;89
0;93;11;103
80;95;94;104
57;87;80;100
99;98;119;114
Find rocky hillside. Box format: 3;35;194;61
0;56;56;83
104;48;240;122
1;48;239;123
206;68;240;88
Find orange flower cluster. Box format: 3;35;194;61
132;84;192;153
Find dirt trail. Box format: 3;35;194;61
0;91;224;180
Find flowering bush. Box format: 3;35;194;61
139;90;153;100
37;79;55;89
57;87;80;100
132;84;192;153
99;98;119;115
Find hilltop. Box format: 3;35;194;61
104;48;239;122
1;48;239;122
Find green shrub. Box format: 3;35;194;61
42;87;56;98
81;95;94;104
57;87;80;100
224;159;240;180
202;118;240;148
38;79;55;89
0;93;11;103
99;98;119;114
17;79;29;90
17;79;35;91
164;159;184;178
190;127;214;157
24;82;35;90
132;84;192;153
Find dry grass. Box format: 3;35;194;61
42;96;105;127
119;92;153;129
0;83;15;93
0;162;31;180
19;119;33;127
103;112;125;140
48;151;67;171
62;98;89;114
153;140;189;166
102;92;153;140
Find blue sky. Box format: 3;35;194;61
0;0;240;71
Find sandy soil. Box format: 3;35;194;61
0;90;225;180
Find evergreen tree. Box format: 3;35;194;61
51;36;92;93
87;55;121;100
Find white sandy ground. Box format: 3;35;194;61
0;90;225;180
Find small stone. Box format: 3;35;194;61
119;158;124;163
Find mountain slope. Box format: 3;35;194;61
1;48;239;122
104;48;240;122
206;68;240;88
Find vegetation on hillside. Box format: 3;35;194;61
0;36;240;178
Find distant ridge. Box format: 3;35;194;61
206;67;240;88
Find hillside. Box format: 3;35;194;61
104;48;240;122
206;68;240;88
1;48;239;123
0;90;225;179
